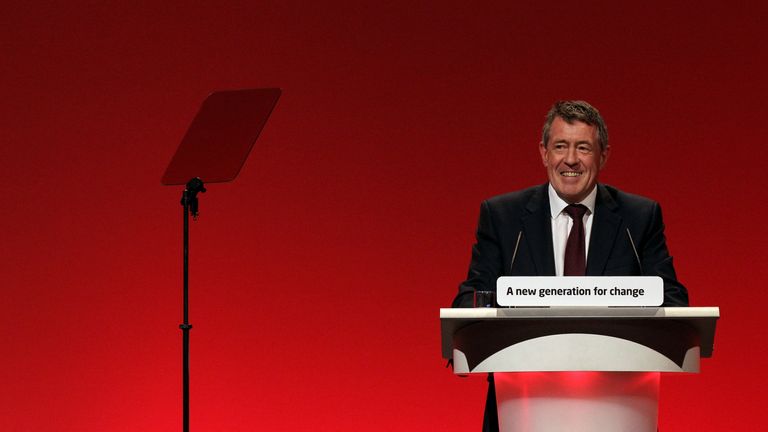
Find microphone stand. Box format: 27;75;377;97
180;177;205;432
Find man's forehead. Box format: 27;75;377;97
549;118;597;140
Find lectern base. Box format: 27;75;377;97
495;372;660;432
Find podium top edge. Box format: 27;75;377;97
439;307;720;320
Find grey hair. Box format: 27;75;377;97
541;100;608;151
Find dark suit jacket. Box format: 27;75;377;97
453;183;688;308
451;183;688;432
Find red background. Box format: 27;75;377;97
1;1;765;430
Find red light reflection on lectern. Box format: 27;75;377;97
494;371;661;430
496;371;660;398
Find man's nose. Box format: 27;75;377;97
564;147;579;165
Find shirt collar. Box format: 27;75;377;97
548;183;597;219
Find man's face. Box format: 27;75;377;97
539;116;609;203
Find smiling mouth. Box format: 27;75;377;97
560;171;582;177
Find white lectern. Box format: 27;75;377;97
440;307;719;432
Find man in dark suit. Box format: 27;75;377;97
452;100;688;432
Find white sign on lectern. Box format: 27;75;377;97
496;276;663;306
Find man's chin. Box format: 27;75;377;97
553;185;592;203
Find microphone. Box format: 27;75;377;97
509;230;523;273
626;228;643;274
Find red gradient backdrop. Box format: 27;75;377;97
1;1;766;430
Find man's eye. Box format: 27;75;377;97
577;145;592;153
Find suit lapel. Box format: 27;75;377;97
521;184;556;276
586;184;622;275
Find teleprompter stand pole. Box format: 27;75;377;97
180;177;205;432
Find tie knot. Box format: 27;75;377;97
564;204;588;220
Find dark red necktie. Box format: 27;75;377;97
564;204;588;276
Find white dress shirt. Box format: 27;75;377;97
548;184;597;276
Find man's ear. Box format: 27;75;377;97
599;145;611;169
539;142;548;166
